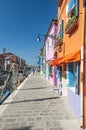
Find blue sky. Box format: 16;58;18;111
0;0;57;66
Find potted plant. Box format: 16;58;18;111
65;15;78;34
57;37;63;42
65;6;78;34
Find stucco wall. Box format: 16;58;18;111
46;25;57;61
67;87;81;120
57;0;83;58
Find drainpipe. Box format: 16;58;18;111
80;5;86;128
83;7;86;129
81;7;86;129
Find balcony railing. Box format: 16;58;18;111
54;36;63;48
57;37;63;43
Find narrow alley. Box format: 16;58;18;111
0;73;82;130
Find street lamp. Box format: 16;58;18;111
37;34;57;42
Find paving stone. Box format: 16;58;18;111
0;74;82;130
36;116;42;121
49;127;63;130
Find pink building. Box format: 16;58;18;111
45;19;57;86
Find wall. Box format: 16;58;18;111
49;66;57;86
57;0;83;57
45;20;57;86
46;25;55;61
67;87;81;120
57;0;83;121
46;63;49;80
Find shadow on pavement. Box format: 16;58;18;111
2;96;59;105
5;126;32;130
18;87;47;91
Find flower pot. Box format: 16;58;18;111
65;21;78;34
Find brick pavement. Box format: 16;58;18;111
0;73;82;130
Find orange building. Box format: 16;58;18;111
51;0;86;128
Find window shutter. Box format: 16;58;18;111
57;66;61;80
75;62;79;94
68;63;74;87
68;0;75;13
83;0;86;7
62;20;64;37
66;3;69;15
58;19;64;38
75;0;79;17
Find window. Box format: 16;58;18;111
83;0;86;7
67;63;74;87
49;66;53;77
75;62;80;94
66;3;69;15
65;0;79;34
58;19;64;38
67;0;79;17
57;66;62;81
68;0;76;13
66;62;80;94
46;40;49;51
47;42;49;51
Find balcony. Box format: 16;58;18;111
54;37;63;48
65;16;78;34
57;37;63;45
58;0;63;7
57;45;62;52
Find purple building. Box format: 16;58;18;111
45;19;57;86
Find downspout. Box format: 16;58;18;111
80;4;85;128
83;7;86;128
81;7;86;129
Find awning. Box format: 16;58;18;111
49;57;63;66
58;50;80;65
49;50;80;66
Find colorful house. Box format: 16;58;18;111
4;52;26;71
38;45;46;77
0;54;5;72
50;0;86;128
45;19;57;86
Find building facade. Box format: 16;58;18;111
45;19;57;86
0;54;5;72
54;0;85;128
38;0;86;128
4;53;25;71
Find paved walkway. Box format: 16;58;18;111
0;73;82;130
